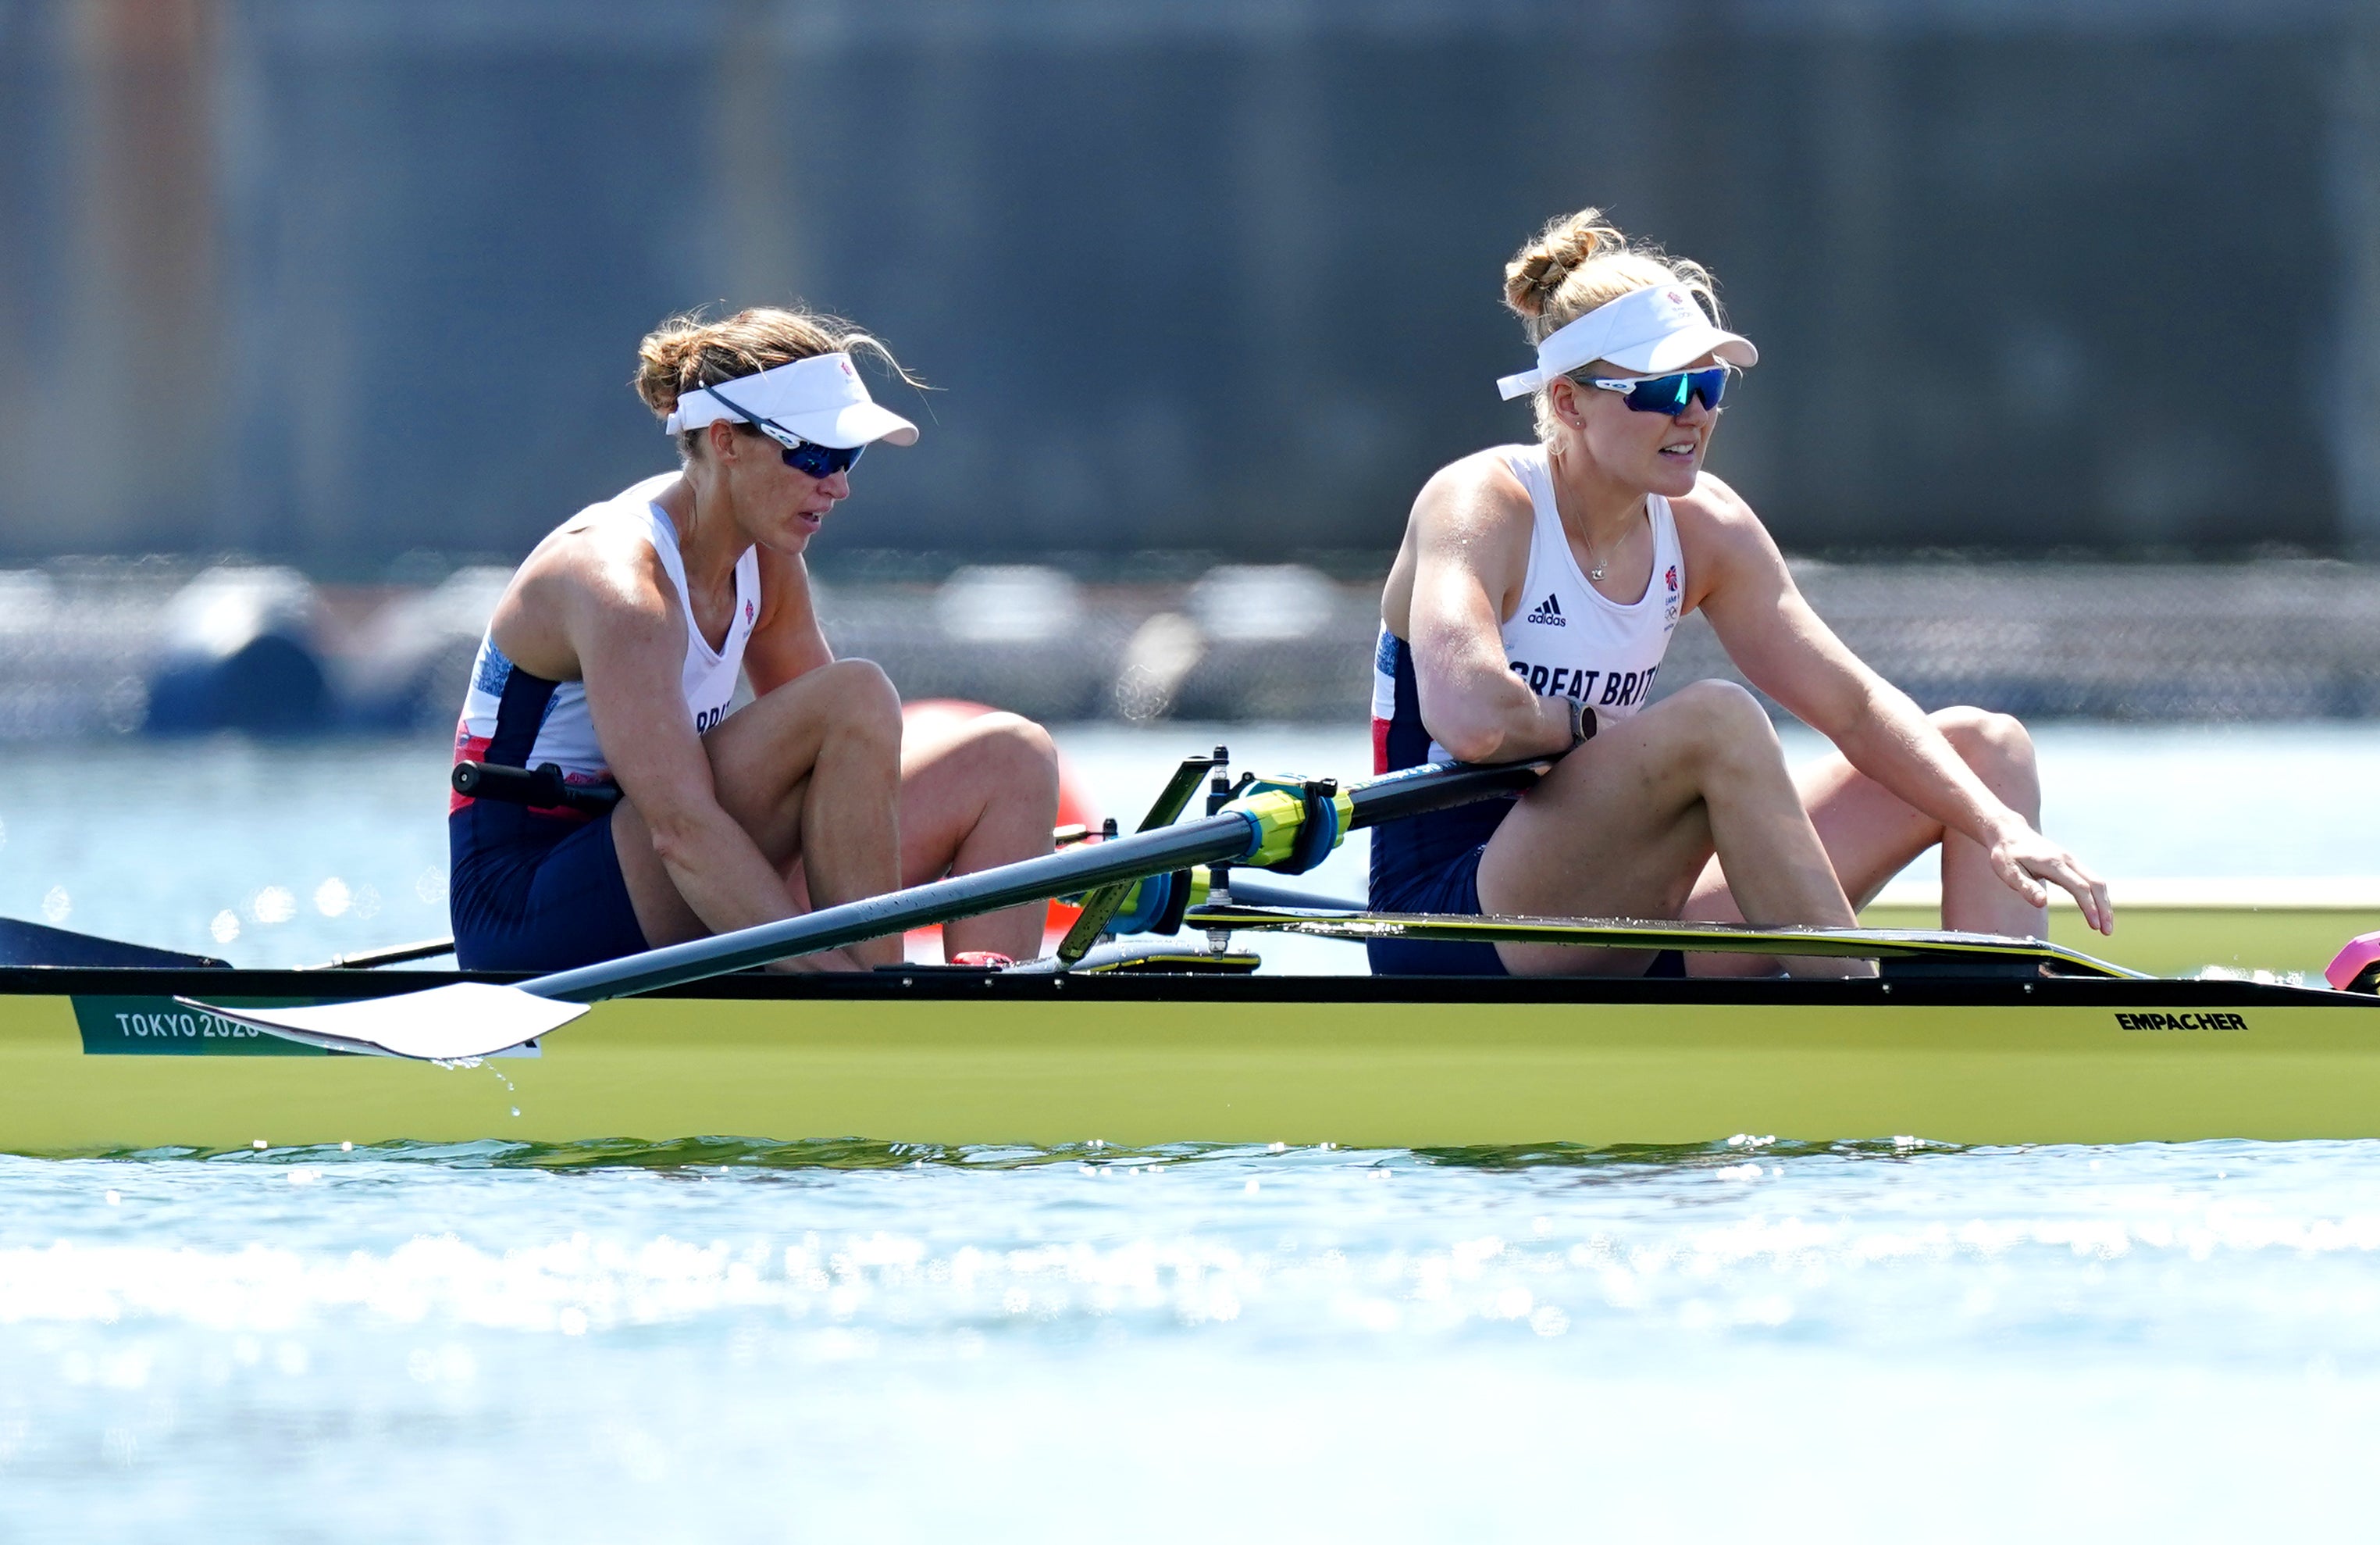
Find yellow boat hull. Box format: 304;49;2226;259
5;965;2379;1153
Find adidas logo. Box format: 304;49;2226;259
1525;594;1566;626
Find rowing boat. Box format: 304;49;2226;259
5;753;2378;1155
3;947;2376;1155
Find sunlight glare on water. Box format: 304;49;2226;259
2;1140;2378;1537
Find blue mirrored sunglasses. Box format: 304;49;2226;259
701;382;867;479
1585;365;1732;416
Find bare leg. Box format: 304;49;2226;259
784;707;1066;960
1475;680;1861;977
889;709;1062;959
610;658;905;969
1684;706;2046;971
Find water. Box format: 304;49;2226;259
5;724;2380;1535
3;1140;2376;1537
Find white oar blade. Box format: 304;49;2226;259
179;983;590;1062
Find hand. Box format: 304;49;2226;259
1985;822;2113;934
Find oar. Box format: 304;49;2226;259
185;756;1548;1062
0;916;230;971
1185;904;2144;979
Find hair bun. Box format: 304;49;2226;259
633;322;708;416
1503;207;1624;319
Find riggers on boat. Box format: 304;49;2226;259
6;752;2380;1155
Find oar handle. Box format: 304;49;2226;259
452;760;622;816
519;755;1551;1004
1342;758;1545;825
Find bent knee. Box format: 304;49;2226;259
811;658;902;719
782;658;901;750
1663;680;1780;765
967;711;1061;787
1933;705;2033;769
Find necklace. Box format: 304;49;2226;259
1575;516;1611;583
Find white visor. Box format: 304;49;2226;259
664;351;919;448
1495;284;1758;401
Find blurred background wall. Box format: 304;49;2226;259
3;0;2378;574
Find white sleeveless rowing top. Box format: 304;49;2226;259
1370;443;1684;768
450;473;761;815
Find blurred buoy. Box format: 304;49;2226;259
143;567;331;736
902;698;1095;961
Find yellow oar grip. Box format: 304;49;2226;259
1227;786;1355;872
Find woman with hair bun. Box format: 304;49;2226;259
1366;209;2111;976
447;305;1059;972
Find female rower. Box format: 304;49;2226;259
1368;209;2111;976
449;306;1060;972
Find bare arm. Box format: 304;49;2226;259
1400;458;1577;765
563;539;805;937
1685;476;2111;931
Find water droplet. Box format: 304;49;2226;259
340;1141;353;1153
209;910;240;944
314;877;351;918
415;868;447;905
40;886;69;924
251;887;295;925
251;1139;267;1151
1244;1178;1260;1195
510;1107;520;1118
103;1190;120;1206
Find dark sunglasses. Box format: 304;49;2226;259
701;381;866;479
1584;365;1732;416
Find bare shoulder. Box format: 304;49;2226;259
522;516;675;620
489;516;679;679
1669;473;1787;610
1411;447;1534;542
1669;470;1763;536
1384;447;1538;637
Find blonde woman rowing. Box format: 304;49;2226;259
1366;209;2111;976
450;307;1059;972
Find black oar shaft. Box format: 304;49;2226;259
522;756;1548;1004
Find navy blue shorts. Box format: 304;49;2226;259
449;802;648;972
1366;842;1508;977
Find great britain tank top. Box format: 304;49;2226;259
1369;443;1685;890
450;473;761;817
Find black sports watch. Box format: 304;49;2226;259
1566;695;1597;749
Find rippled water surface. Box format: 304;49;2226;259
5;726;2380;1536
4;1140;2378;1540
